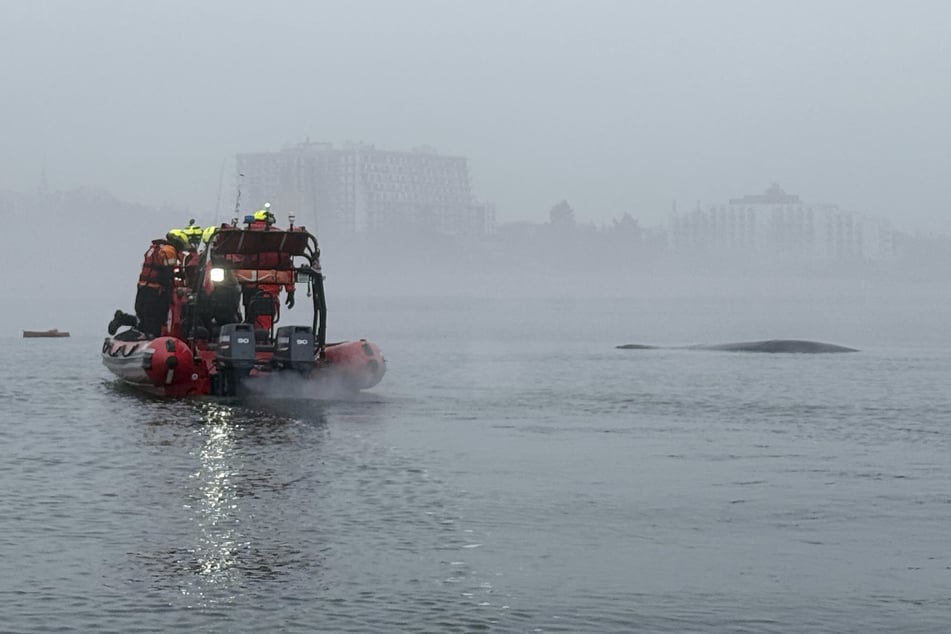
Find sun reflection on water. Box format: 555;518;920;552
189;402;242;589
130;397;335;607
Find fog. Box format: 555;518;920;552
3;1;950;226
2;0;951;339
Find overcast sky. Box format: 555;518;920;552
2;0;949;231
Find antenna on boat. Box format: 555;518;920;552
213;157;227;224
233;171;245;224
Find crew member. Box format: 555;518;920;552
192;225;242;337
239;203;295;330
134;231;188;338
182;219;204;250
248;204;276;230
168;226;202;290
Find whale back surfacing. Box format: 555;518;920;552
691;339;858;353
616;339;858;353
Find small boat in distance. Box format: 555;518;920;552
23;329;71;338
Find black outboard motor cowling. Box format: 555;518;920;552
274;325;316;372
215;323;256;396
217;323;256;370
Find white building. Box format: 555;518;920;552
235;141;494;240
669;184;895;263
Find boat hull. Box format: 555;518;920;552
102;335;385;397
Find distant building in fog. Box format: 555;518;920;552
235;141;495;239
669;183;895;262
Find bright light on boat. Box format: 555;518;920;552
210;267;225;283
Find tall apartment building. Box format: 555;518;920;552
669;184;894;262
235;141;495;240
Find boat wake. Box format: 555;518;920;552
240;370;369;402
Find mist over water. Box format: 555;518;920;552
240;370;375;403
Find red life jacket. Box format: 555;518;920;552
138;239;178;289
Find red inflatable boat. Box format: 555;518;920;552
102;219;385;397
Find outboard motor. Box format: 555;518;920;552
273;325;316;373
215;323;256;395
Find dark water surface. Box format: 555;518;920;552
2;296;950;632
